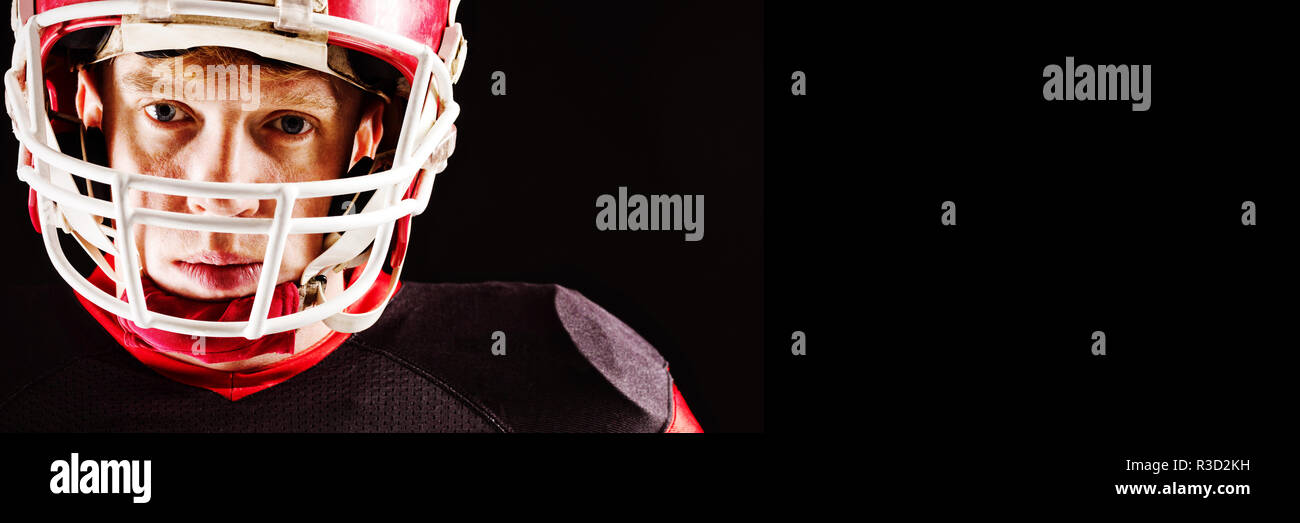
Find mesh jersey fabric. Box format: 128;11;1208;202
0;280;675;433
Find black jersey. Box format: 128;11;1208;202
0;280;700;432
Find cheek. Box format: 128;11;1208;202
275;194;342;280
105;110;196;179
128;190;185;267
106;114;153;172
277;234;324;283
294;196;332;218
136;224;187;278
129;188;185;211
293;133;354;182
282;199;327;269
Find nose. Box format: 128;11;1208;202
183;124;263;218
187;196;260;217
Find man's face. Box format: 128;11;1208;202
79;52;382;301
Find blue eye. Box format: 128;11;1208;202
277;116;313;135
145;103;183;122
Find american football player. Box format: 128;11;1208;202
1;0;701;432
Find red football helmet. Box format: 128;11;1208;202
5;0;467;339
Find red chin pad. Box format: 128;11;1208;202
117;273;300;364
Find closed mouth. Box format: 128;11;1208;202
174;252;264;291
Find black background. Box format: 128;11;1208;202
768;4;1292;510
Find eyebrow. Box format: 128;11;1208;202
119;65;344;113
122;67;166;94
259;90;343;113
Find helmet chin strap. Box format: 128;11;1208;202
296;152;388;312
301;127;455;333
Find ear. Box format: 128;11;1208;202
349;97;385;167
75;68;104;129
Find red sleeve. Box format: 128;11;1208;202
665;381;703;433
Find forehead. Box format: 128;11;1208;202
106;52;353;109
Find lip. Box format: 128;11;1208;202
179;251;261;266
174;251;263;291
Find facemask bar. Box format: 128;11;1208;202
5;0;460;339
